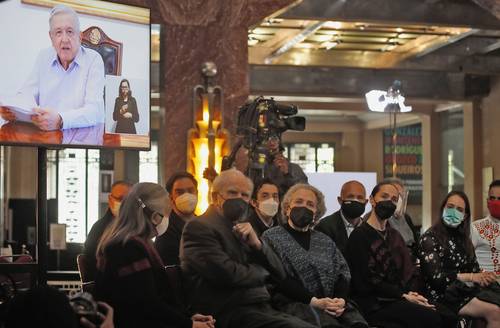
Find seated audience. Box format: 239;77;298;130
155;172;198;265
95;182;215;328
83;181;132;282
316;180;367;256
385;178;420;260
247;179;281;236
262;183;368;328
419;190;500;327
345;182;443;328
471;179;500;274
180;169;316;328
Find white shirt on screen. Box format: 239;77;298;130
18;46;105;129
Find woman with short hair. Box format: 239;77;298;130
95;182;215;328
262;183;368;328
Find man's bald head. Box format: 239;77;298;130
338;180;367;204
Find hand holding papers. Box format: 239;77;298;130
0;95;37;123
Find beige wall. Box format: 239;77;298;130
5;146;37;199
362;129;384;180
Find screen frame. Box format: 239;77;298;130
0;0;153;151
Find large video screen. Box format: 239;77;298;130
0;0;151;150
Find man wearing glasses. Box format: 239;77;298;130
83;180;132;281
471;179;500;276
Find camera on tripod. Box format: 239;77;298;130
222;97;305;181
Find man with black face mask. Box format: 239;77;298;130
316;181;367;256
180;169;316;328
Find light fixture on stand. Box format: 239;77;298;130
365;80;412;177
187;62;229;215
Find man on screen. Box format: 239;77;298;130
0;5;105;131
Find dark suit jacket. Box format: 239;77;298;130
113;96;139;134
315;210;349;256
83;209;114;282
154;211;186;266
180;205;285;316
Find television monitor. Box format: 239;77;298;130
0;0;151;150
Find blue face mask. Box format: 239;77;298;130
442;207;465;228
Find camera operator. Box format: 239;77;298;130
264;136;307;196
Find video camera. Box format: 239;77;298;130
222;97;305;181
69;291;103;326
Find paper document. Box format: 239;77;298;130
0;95;37;122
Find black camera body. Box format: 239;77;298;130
222;97;305;181
69;291;102;326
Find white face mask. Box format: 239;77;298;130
174;193;198;215
258;198;279;218
155;215;169;237
110;201;121;217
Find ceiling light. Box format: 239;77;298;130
325;21;342;29
321;41;338;50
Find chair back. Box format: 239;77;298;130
76;254;95;294
81;26;123;76
164;265;186;307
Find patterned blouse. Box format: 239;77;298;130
471;215;500;274
418;226;480;302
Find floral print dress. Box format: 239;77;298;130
418;227;480;312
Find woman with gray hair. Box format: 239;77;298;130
95;182;215;328
261;184;368;327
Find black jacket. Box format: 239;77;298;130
263;160;308;197
246;207;278;237
83;209;114;282
154;211;186;266
315;210;349;256
180;205;286;316
95;239;192;328
113;96;139;134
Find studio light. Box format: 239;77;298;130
365;80;411;177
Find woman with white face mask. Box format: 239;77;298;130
248;179;280;237
95;182;215;328
419;191;500;327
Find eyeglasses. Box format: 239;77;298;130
488;196;500;201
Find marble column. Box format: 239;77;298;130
121;0;296;180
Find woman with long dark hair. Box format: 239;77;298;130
112;79;139;134
419;190;500;327
95;182;215;328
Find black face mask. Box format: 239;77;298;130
289;207;314;228
222;198;248;222
341;200;366;220
374;200;397;220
